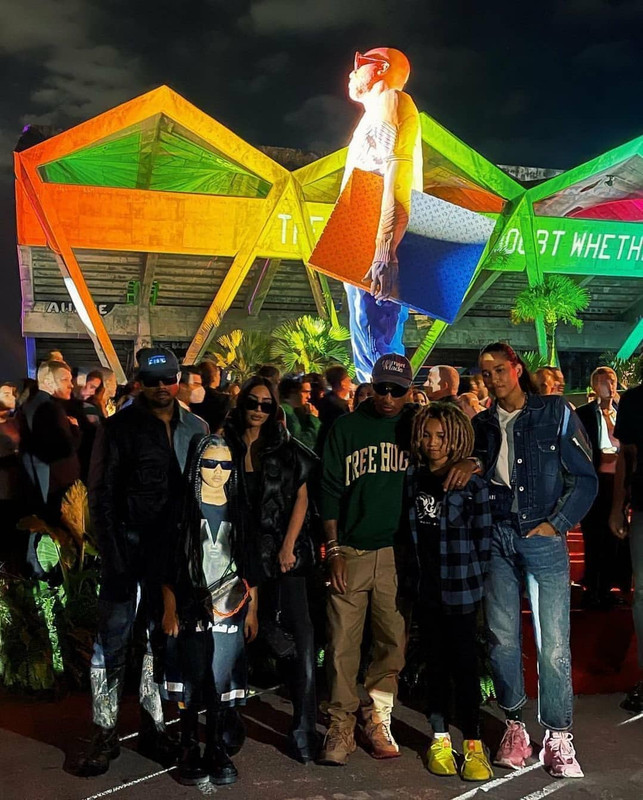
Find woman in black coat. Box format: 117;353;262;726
225;376;319;763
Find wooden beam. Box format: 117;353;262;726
16;160;126;383
135;252;158;354
305;266;327;318
244;258;281;316
318;273;340;328
525;237;548;361
135;115;162;190
17;245;34;312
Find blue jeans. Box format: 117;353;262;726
485;520;573;731
630;511;643;669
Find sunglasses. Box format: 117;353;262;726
245;397;274;413
354;51;388;71
373;382;408;398
141;374;179;388
201;459;234;470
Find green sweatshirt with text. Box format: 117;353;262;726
321;398;413;550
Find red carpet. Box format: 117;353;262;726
522;529;639;696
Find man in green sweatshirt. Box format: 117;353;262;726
320;354;415;766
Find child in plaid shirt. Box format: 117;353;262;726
403;402;492;782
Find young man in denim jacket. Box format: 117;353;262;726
461;342;597;779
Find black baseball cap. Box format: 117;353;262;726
372;354;413;388
136;347;179;378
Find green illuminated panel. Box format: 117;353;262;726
491;215;643;277
38;114;272;198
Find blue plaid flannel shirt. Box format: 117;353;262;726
405;465;492;614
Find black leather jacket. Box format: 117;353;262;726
224;417;320;583
88;397;208;592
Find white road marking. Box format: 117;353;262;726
450;762;542;800
617;710;643;726
81;766;177;799
518;783;567;800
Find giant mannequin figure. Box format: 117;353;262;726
342;48;422;382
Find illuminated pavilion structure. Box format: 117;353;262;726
14;86;643;384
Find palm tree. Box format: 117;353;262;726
270;315;355;376
510;276;590;365
211;329;272;382
519;350;549;374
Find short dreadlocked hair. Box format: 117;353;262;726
410;401;474;468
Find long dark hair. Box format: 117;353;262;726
227;375;281;444
479;342;537;395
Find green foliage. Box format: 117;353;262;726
0;579;60;690
2;481;99;691
36;536;60;573
511;276;590;364
519;350;549;374
270;315;355;376
211;329;272;382
599;352;643;389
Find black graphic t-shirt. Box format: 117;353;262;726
414;467;445;608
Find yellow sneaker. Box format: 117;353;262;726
427;735;457;776
461;739;493;782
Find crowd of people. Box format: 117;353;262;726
0;342;641;788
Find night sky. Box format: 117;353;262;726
1;0;642;378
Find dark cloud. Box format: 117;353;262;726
556;0;643;26
247;0;389;34
0;0;149;157
574;41;640;75
285;94;358;151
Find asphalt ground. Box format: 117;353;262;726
0;685;641;800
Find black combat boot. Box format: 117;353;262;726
203;709;238;785
137;707;180;766
76;725;121;776
177;708;209;786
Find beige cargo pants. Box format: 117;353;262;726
326;545;407;724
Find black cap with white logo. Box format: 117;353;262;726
371;354;413;388
136;347;180;378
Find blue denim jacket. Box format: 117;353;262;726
472;394;598;536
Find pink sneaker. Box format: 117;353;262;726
539;731;584;778
494;720;533;769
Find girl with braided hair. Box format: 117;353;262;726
161;432;258;787
402;401;493;782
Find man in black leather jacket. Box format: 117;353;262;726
79;348;208;776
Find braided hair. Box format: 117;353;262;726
178;433;247;591
410;401;474;469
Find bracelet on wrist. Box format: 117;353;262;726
327;551;343;561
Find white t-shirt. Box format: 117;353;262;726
493;406;521;488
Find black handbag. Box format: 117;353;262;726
260;584;297;659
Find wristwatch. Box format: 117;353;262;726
468;456;484;474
